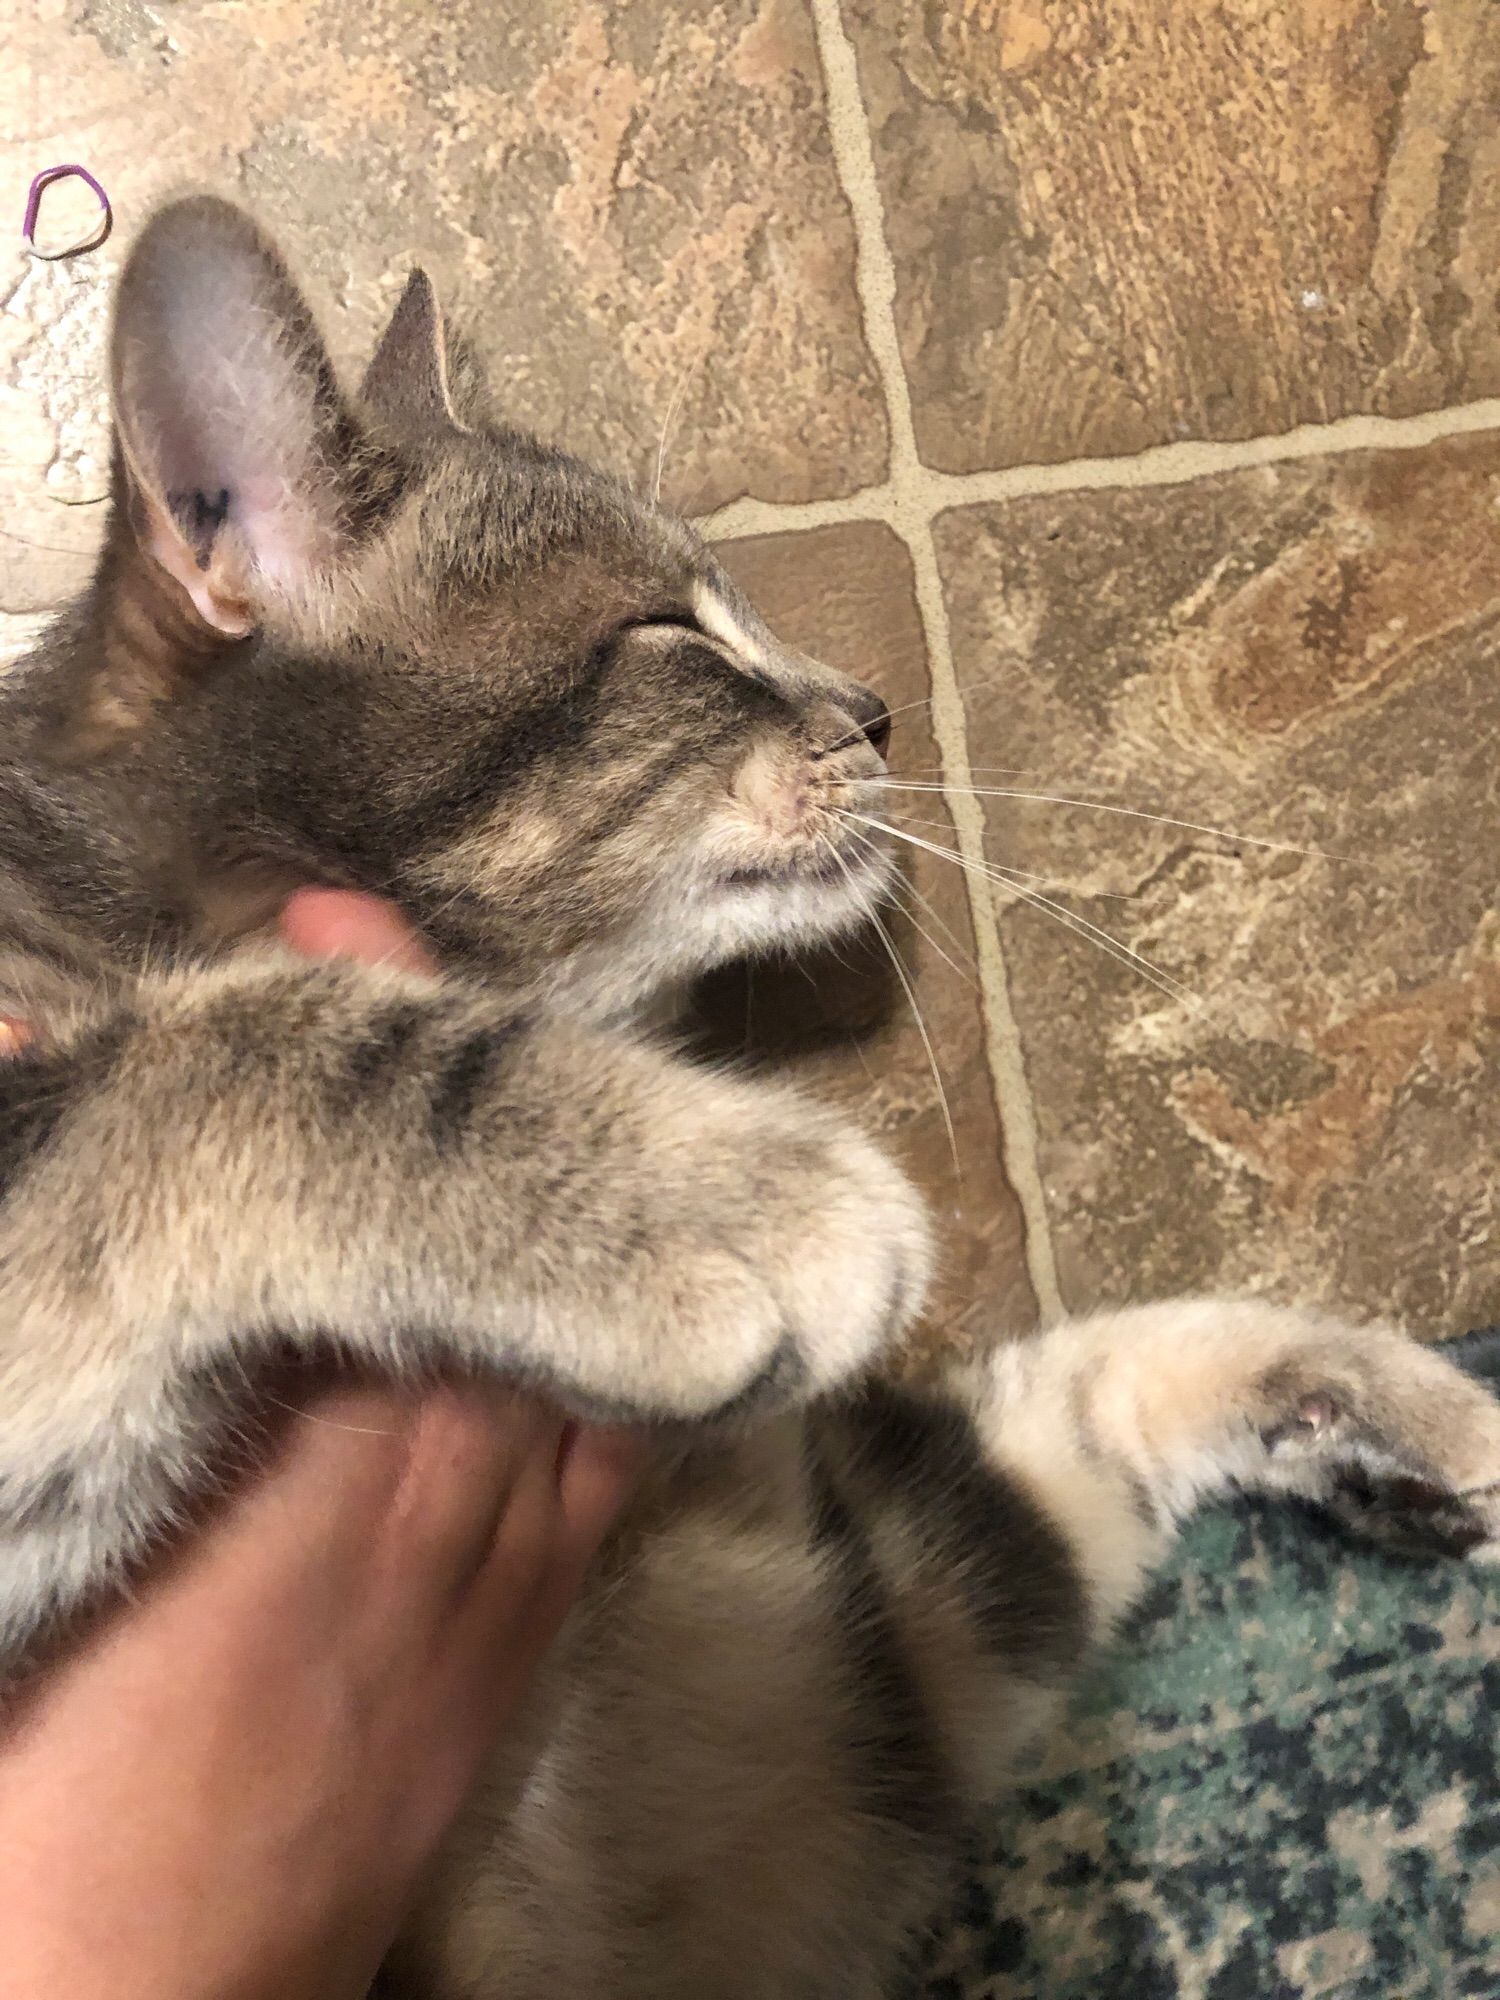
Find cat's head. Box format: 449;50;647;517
91;197;897;1021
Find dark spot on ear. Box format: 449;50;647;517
169;487;232;567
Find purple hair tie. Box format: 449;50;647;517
22;165;113;261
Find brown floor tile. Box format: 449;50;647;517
704;523;1038;1356
934;432;1500;1335
3;0;883;638
845;0;1500;471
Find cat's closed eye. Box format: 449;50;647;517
621;612;703;636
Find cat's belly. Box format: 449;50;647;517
399;1742;936;2000
390;1437;952;2000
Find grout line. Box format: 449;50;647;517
700;393;1500;544
804;0;1066;1323
904;521;1067;1324
703;485;894;541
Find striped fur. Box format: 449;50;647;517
1;201;1497;1996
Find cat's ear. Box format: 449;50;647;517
110;196;365;638
362;269;492;434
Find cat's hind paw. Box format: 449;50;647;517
1251;1325;1500;1564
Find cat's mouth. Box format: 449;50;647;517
719;824;892;898
721;850;855;891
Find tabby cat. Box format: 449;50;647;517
1;199;1497;1999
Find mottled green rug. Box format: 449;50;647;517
907;1332;1500;2000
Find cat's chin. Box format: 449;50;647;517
703;863;893;961
688;828;896;966
541;842;897;1031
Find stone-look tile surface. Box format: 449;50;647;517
934;432;1500;1335
845;0;1500;472
2;0;884;656
704;523;1038;1355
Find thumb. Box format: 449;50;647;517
279;888;438;976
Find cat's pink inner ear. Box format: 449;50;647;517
109;196;357;635
131;482;255;638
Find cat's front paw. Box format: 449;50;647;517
566;1080;931;1425
741;1097;933;1403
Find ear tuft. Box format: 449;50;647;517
111;195;363;636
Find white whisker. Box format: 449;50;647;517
995;876;1199;1008
882;860;978;982
845;814;1203;1010
839;809;1131;903
823;692;937;757
822;835;961;1175
838;821;980;983
651;364;695;509
872;781;1353;863
876;693;938;726
879;873;975;989
887;764;1039;780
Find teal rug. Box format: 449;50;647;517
907;1333;1500;1999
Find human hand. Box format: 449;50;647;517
0;890;642;2000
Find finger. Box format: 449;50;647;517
555;1423;647;1550
279;887;438;975
455;1421;644;1667
165;1379;532;1604
132;1386;558;1681
177;1381;430;1585
451;1470;575;1694
19;1382;430;1714
383;1385;564;1614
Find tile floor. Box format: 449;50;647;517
6;0;1498;1346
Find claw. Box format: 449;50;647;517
1262;1390;1342;1451
1294;1392;1337;1437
